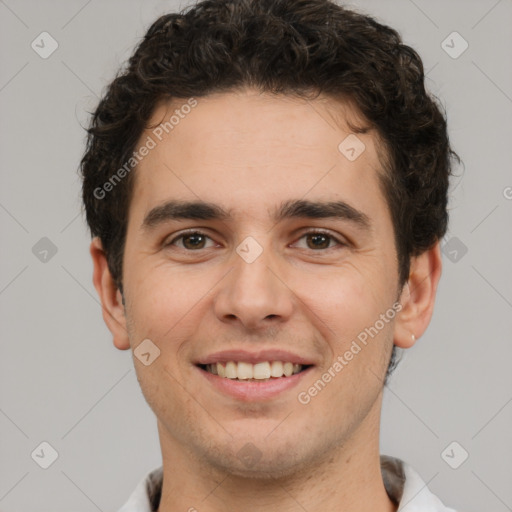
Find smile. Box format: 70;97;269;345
196;360;314;401
200;361;308;381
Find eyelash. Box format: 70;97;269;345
164;229;347;252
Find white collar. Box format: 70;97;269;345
117;455;457;511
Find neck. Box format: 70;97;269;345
156;400;396;512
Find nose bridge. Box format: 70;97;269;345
214;234;293;327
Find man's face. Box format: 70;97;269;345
121;89;401;477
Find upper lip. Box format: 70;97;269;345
195;349;316;366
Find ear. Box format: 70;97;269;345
394;242;442;349
90;237;131;350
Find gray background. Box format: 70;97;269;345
0;0;511;510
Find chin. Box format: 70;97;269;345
199;437;321;481
213;454;305;480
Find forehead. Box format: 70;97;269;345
148;89;376;155
129;89;388;224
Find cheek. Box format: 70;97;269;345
291;261;393;347
123;259;217;346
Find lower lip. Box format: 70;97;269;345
197;365;314;401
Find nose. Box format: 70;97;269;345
213;241;294;331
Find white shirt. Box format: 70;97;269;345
118;455;457;511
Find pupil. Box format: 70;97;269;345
184;234;204;249
309;234;329;249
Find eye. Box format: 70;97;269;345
164;229;347;252
165;230;216;250
293;230;346;251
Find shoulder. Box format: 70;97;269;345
381;455;458;512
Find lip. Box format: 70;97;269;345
197;364;314;401
195;349;316;366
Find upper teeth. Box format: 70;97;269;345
206;361;303;380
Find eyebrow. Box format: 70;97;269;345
142;199;371;231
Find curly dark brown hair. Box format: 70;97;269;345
80;0;460;377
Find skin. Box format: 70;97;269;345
91;88;442;512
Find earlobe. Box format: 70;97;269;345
90;237;131;350
394;243;442;349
